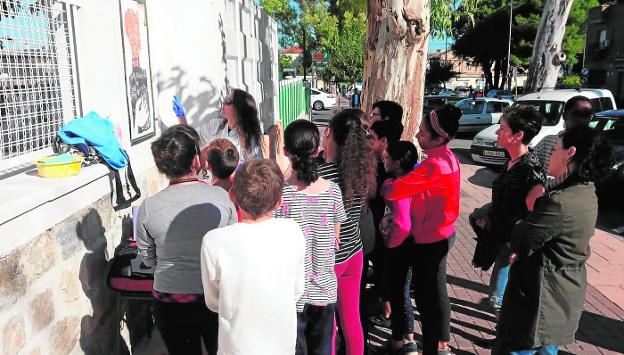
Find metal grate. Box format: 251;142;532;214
0;0;77;160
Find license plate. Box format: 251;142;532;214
483;150;505;157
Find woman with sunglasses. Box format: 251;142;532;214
175;89;264;161
383;104;462;355
136;125;238;355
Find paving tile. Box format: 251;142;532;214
364;161;624;354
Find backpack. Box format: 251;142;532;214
54;112;141;209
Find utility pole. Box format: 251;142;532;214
506;0;513;90
444;32;448;89
302;27;307;82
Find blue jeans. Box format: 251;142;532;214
296;303;336;355
489;242;511;311
510;345;558;355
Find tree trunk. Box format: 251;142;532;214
482;61;493;89
525;0;574;93
493;59;501;89
362;0;430;141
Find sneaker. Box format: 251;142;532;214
437;347;456;355
369;313;392;328
403;340;419;355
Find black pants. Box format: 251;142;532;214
387;242;415;340
152;299;218;355
371;245;392;302
296;303;336;355
388;234;455;355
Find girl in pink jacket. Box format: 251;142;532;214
379;141;420;354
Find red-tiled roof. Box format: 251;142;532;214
281;46;303;54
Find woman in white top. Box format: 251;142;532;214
176;89;264;161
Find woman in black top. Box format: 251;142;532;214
479;106;547;314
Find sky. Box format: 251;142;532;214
428;35;455;53
0;0;49;51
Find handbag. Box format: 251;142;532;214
469;203;497;271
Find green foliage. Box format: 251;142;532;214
330;0;367;19
562;0;600;68
427;59;458;84
259;0;298;48
431;0;485;38
279;54;293;69
452;0;600;79
561;75;582;87
323;11;366;83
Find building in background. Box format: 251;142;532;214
585;2;624;108
427;50;484;90
427;49;527;92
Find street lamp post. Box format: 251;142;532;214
506;0;513;91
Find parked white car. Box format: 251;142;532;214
455;97;512;133
438;88;454;96
310;89;337;111
470;88;617;165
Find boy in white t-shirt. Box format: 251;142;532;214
200;159;305;355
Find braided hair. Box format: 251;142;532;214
284;119;320;185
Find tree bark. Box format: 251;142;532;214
482;61;493;89
525;0;574;93
362;0;430;141
493;59;501;89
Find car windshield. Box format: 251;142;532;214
513;100;565;126
456;99;483;114
591;115;624;144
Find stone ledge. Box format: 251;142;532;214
0;164;111;256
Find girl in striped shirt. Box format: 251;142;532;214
320;109;376;355
273;119;347;355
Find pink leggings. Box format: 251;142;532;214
332;250;364;355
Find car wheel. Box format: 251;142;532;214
313;100;324;111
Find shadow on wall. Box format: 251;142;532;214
156;66;221;129
219;14;229;100
255;10;275;132
77;209;149;354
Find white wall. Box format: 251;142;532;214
0;0;278;254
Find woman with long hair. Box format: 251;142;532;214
177;89;264;161
319;108;376;355
136;125;238;355
383;104;462;355
494;125;613;354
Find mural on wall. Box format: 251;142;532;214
120;0;155;144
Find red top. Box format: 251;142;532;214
384;144;460;244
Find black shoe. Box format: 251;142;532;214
403;340;419;355
369;313;392;328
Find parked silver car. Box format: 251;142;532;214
455;98;512;133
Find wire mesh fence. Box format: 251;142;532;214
0;0;77;160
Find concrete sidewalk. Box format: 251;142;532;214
366;159;624;354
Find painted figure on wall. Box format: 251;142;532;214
121;0;155;143
124;7;150;136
